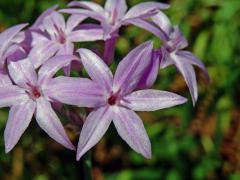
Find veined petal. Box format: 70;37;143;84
35;97;75;150
44;76;104;108
58;42;74;55
42;11;66;37
126;19;168;41
59;9;105;22
0;73;12;86
176;51;210;82
68;1;105;14
104;0;127;20
4;99;35;153
8;58;37;88
123;2;169;21
78;48;113;92
152;11;172;36
38;55;79;85
31;5;58;29
113;41;153;95
68;29;104;42
28;40;60;69
0;23;28;58
137;50;161;89
0;85;28;108
173;54;198;105
103;37;117;65
113;107;151;159
66;15;87;33
122;89;187;111
77;106;112;160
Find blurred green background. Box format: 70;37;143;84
0;0;240;179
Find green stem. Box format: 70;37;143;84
83;151;92;180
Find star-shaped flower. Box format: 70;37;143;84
75;41;187;160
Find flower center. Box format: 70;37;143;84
32;87;41;98
53;24;66;44
26;83;41;99
108;95;117;106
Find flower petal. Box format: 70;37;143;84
4;99;35;153
77;106;112;160
123;2;169;21
8;58;37;88
0;23;28;58
35;97;75;150
66;14;87;33
113;41;153;95
28;40;60;69
42;11;66;37
122;89;187;111
68;1;105;14
103;37;117;65
113;107;151;159
59;9;105;22
151;11;172;36
0;73;12;86
173;54;198;104
38;55;79;85
104;0;127;20
31;5;58;29
68;29;103;42
0;85;28;107
78;48;113;92
176;51;210;82
44;76;104;108
137;49;161;89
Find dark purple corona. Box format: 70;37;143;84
108;95;117;105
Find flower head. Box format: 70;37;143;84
75;41;187;160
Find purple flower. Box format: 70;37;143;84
1;55;100;152
29;11;104;70
60;0;169;64
75;41;187;160
136;12;210;104
0;24;28;71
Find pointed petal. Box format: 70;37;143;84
31;5;58;29
113;41;153;95
122;89;187;111
113;107;151;159
28;40;60;69
38;55;79;85
68;29;103;42
77;48;113;92
126;19;168;41
173;54;198;104
0;73;12;86
137;50;161;89
168;26;188;50
123;2;169;20
58;42;74;55
59;9;105;22
44;76;104;108
152;11;172;36
77;106;112;160
0;23;28;59
4;99;35;153
66;15;87;33
35;97;75;150
176;51;210;82
8;58;37;88
42;11;66;37
104;0;127;19
0;85;28;108
68;1;105;14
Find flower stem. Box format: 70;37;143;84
83;151;92;180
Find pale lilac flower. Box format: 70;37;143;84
76;41;187;160
29;11;104;70
1;55;99;152
136;12;210;104
0;24;28;71
60;0;169;64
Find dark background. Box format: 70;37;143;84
0;0;240;179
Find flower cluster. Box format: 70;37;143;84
0;0;209;160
